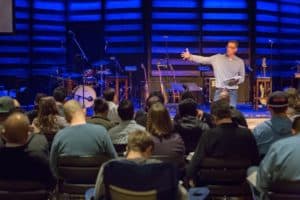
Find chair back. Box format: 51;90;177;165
58;154;110;184
57;154;110;197
109;185;157;200
103;160;178;200
198;158;252;197
0;180;49;200
199;158;251;184
269;181;300;200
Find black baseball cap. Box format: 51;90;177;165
267;91;288;108
0;96;15;114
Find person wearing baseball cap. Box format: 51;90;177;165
253;91;293;158
0;96;15;127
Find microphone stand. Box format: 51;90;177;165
269;40;274;77
69;31;89;108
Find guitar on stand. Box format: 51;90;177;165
169;64;181;103
157;63;169;104
141;63;150;102
259;57;268;105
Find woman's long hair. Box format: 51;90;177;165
36;96;59;133
146;102;173;138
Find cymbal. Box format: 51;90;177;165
61;72;82;79
96;69;112;75
92;59;110;66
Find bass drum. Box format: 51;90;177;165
73;85;97;108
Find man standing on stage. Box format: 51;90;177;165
181;40;245;107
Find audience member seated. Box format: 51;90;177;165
219;89;248;127
135;91;165;127
186;99;259;186
53;86;67;116
108;100;145;144
0;96;17;129
285;87;298;108
32;96;68;135
253;91;292;157
147;102;185;160
174;98;209;154
248;116;300;199
0;113;55;188
93;130;187;200
175;91;215;128
26;93;47;123
103;88;121;124
0;97;49;155
50;100;117;176
87;98;115;130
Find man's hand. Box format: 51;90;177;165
227;79;239;86
181;48;191;60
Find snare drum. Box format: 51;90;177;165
73;85;96;108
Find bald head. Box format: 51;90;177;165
63;100;85;123
3;113;29;144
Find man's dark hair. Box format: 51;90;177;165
118;99;134;121
145;92;164;111
148;91;165;104
270;106;288;114
292;116;300;132
53;87;66;103
178;98;197;117
103;88;115;101
93;98;109;114
228;40;239;48
181;91;195;101
211;99;231;119
34;93;47;105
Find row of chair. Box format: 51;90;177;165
1;154;300;199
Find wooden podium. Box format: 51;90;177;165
253;77;272;110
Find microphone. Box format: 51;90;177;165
68;30;75;37
105;40;108;52
268;39;274;44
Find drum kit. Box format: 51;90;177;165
53;59;113;108
57;30;126;108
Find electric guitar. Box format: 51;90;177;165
259;57;268;105
169;64;180;103
141;63;150;101
157;64;169;104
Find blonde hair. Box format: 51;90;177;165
63;100;84;122
127;130;154;152
146;102;173;138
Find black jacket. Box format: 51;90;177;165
174;115;210;153
0;145;55;188
186;123;259;182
